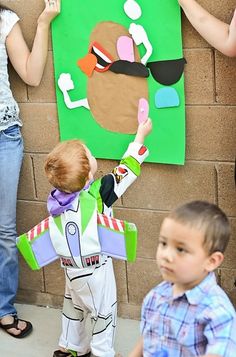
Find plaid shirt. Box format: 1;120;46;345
141;272;236;357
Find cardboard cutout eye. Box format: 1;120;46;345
147;58;187;85
124;0;142;20
89;42;114;72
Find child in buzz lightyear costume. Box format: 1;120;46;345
44;118;152;357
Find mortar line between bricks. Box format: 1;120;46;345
214;163;219;206
30;155;38;199
212;49;217;103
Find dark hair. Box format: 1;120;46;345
169;200;230;254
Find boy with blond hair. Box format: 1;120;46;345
129;201;236;357
44;119;152;357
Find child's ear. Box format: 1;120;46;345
205;252;224;272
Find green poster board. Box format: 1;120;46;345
52;0;185;164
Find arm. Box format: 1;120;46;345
90;118;152;210
128;337;143;357
57;73;90;109
6;0;61;86
178;0;236;57
134;117;152;144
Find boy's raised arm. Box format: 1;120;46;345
90;118;152;210
178;0;236;57
134;118;152;144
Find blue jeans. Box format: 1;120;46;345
0;125;23;318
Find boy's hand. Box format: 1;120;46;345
135;118;152;144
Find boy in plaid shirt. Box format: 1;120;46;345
129;201;236;357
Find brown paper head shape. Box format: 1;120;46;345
85;21;148;134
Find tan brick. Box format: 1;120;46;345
198;0;235;22
44;261;65;295
184;49;214;105
182;16;208;49
127;258;161;304
16;290;63;308
118;303;141;320
219;268;236;308
18;154;35;200
215;53;236;104
9;64;28;103
28;52;56;103
115;208;166;260
17;200;48;235
114;260;128;303
186;106;236;161
31;154;52;201
223;219;236;269
123;162;216;210
19;103;59;152
18;255;44;292
217;163;236;217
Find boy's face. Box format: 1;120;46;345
156;218;215;294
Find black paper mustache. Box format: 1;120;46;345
108;57;187;86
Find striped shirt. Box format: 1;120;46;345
141;272;236;356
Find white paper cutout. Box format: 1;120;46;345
124;0;142;20
129;23;153;64
58;73;90;110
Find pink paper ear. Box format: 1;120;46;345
138;98;149;124
117;36;135;62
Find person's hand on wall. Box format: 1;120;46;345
38;0;61;27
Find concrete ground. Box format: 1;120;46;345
0;304;140;357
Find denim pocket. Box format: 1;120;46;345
2;125;22;140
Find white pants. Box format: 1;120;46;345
59;257;117;357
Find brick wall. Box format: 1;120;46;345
4;0;235;319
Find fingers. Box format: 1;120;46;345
45;0;60;11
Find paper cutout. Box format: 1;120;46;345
138;98;149;123
155;87;180;109
87;21;148;134
129;23;152;64
52;1;186;164
89;41;114;73
58;73;90;109
117;35;135;61
124;0;142;20
77;53;97;77
147;57;187;85
109;60;149;77
16;213;138;271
